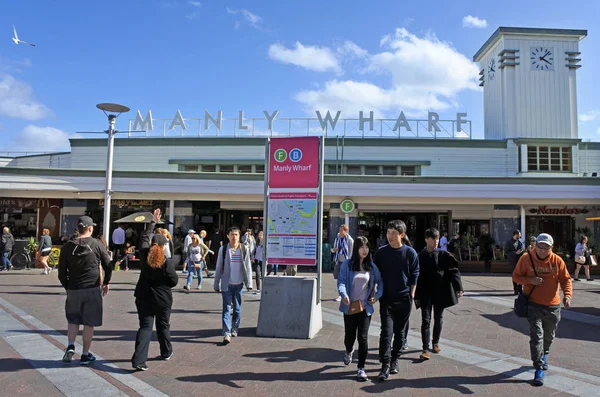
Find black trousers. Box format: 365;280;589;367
421;301;444;350
379;296;412;364
132;299;173;366
253;260;263;291
343;311;372;368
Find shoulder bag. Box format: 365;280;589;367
513;254;538;318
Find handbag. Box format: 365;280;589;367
514;254;537;318
590;255;598;267
348;300;364;315
194;260;203;269
574;255;586;265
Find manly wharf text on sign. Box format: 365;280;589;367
268;137;320;189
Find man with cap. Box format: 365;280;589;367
182;229;195;274
58;215;112;365
512;233;572;387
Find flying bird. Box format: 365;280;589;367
12;25;36;46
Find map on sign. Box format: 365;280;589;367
267;198;318;235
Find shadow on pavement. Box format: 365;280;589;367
361;366;531;394
0;357;135;375
245;347;340;363
482;311;600;343
177;364;345;388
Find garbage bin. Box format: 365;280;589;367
322;242;332;272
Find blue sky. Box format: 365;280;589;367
1;0;599;152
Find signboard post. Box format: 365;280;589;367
257;136;324;339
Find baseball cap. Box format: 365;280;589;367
152;234;168;247
188;229;196;234
77;216;97;227
536;233;554;247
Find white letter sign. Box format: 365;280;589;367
133;110;154;132
168;110;187;131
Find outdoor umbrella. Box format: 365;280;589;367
114;212;167;224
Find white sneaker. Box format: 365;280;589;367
335;296;342;302
343;349;354;365
357;368;368;382
196;285;202;290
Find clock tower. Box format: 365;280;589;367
474;27;587;140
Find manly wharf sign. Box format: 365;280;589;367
129;110;471;139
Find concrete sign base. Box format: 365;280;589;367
256;276;323;339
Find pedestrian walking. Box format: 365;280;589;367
332;224;354;302
38;228;53;274
505;230;525;295
184;234;209;291
253;231;265;293
1;227;14;271
58;216;112;365
574;235;593;281
374;220;419;381
214;227;253;345
183;229;195;274
112;224;126;269
199;230;215;278
415;228;463;360
131;209;178;371
512;233;572;386
337;236;383;382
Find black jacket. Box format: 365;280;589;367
134;221;178;306
504;238;524;266
1;232;14;252
58;237;112;290
415;249;463;309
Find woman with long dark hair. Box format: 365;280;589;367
574;235;593;281
337;236;383;382
132;209;178;371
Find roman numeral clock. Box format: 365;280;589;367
531;47;554;71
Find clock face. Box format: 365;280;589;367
531;47;554;71
488;57;496;80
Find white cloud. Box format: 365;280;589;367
269;42;342;73
188;1;201;6
462;15;488;28
579;110;599;122
337;41;368;59
185;12;199;20
0;73;52;120
226;7;263;29
294;28;479;117
13;125;71;152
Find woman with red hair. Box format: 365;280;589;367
131;209;178;371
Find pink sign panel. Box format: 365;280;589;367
268;137;320;189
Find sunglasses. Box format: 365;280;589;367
537;243;552;250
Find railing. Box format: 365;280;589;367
121;117;472;139
0;151;54;157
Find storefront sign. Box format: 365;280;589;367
0;198;62;209
99;199;154;208
268;137;320;189
528;206;589;215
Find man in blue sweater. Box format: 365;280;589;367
374;220;420;381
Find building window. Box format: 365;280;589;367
400;166;416;176
365;165;380;175
238;165;252;173
345;165;362;175
201;165;216;172
183;165;198;172
255;164;265;173
527;146;571;172
219;165;234;173
326;165;339;174
382;166;397;175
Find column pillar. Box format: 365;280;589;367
168;199;175;234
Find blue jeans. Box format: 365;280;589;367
186;260;203;287
3;252;11;270
222;284;243;336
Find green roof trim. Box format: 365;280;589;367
474;27;588;61
513;138;582;145
1;167;598;186
70;137;508;149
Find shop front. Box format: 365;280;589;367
0;197;63;240
85;199;167;239
525;205;596;252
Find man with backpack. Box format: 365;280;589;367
214;226;253;345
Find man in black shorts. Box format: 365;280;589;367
58;216;112;365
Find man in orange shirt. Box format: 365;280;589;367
512;233;572;387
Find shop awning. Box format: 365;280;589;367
586;217;600;221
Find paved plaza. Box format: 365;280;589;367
1;269;599;397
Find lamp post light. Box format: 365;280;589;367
96;103;130;244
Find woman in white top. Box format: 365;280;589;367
253;231;265;293
574;235;593;281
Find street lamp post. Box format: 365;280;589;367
96;103;130;244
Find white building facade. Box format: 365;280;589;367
0;27;598;254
